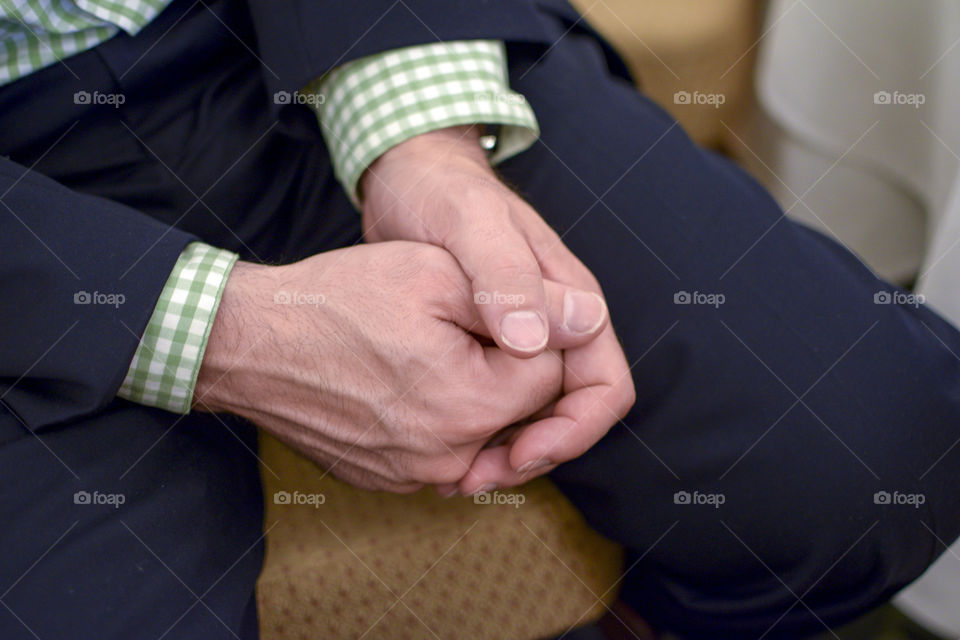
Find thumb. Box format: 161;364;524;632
444;212;550;358
446;278;608;351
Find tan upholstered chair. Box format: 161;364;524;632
256;2;763;638
257;434;623;639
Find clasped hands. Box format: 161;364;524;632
195;126;635;495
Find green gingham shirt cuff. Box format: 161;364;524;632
117;242;237;414
307;40;539;207
0;0;168;83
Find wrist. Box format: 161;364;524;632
193;260;279;414
386;124;485;158
360;125;488;200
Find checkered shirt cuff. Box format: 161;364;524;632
117;242;237;413
306;40;539;207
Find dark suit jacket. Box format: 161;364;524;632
0;0;626;430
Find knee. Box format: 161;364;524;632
621;453;935;637
625;388;952;637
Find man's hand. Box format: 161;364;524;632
361;125;636;493
193;242;608;493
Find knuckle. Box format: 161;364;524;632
433;394;491;439
442;373;510;429
390;482;426;495
475;255;543;298
384;447;420;483
417;241;458;269
413;246;468;294
413;457;469;485
340;466;389;492
380;402;415;440
562;435;595;461
616;379;638;418
485;254;539;280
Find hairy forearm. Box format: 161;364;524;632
193;260;281;414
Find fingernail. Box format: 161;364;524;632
472;483;497;495
437;486;459;498
516;459;553;475
563;291;606;335
501;311;548;352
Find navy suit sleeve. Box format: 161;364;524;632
245;0;637;104
0;157;197;430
